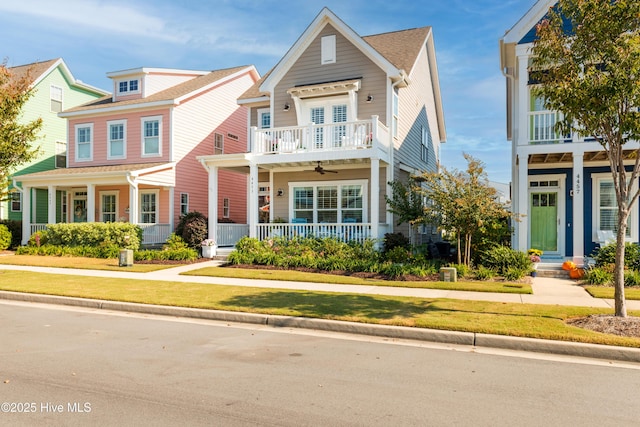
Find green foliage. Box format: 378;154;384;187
384;246;411;263
0;224;11;250
383;232;410;254
134;248;198;261
624;270;640;288
583;267;613;286
17;243;120;258
163;233;189;250
480;245;532;276
593;242;640;270
474;265;496;281
0;62;43;201
176;211;208;249
503;267;528;282
0;219;21;248
449;263;470;279
33;223;141;249
385;178;426;227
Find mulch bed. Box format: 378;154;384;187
567;314;640;339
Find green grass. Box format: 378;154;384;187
584;286;640;300
0;269;638;348
0;254;175;272
182;267;532;294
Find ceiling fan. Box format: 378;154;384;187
311;161;338;175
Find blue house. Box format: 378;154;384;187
499;0;638;264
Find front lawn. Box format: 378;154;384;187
0;254;177;272
584;286;640;300
182;266;532;294
0;270;638;348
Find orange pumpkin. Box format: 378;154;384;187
562;261;576;271
569;268;584;279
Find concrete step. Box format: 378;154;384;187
534;262;570;279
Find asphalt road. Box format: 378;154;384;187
1;301;640;427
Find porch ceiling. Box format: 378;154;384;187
527;150;637;164
257;157;371;171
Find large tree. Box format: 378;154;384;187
387;154;510;266
0;60;42;201
531;0;640;317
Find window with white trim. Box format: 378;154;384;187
223;198;230;218
214;133;224;155
50;85;63;112
180;193;189;216
55;140;66;168
140;190;158;224
118;79;140;95
100;191;118;222
10;192;21;212
108;120;126;159
141;116;162;156
258;109;271;129
592;175;637;241
290;180;367;223
321;35;336;64
75;123;93;161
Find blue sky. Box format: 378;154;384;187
0;0;535;184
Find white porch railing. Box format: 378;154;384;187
139;223;171;245
252;118;389;155
256;223;373;244
529;111;560;144
30;224;48;235
217;224;249;247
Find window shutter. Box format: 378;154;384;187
321;35;336;64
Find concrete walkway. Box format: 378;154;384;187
1;260;639;310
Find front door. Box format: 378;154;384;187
72;191;87;223
530;192;558;253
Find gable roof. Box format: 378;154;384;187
501;0;556;45
60;65;258;117
8;58;108;96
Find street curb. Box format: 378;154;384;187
1;290;639;363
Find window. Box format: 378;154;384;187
332;105;347;146
108;120;126;159
421;126;429;162
55;140;67;168
10;192;21;212
75;124;93;161
100;192;118;222
223;198;230;218
118;79;140;94
140;191;158;224
290;180;367;223
50;85;63;112
214;133;224;155
593;175;637;241
321;35;336;64
141;116;161;156
260;111;271;129
180;193;189;216
392;91;399;138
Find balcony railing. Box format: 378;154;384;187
252;118;389;155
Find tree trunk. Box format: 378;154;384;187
456;234;462;265
614;213;628;318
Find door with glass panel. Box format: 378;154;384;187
530;192;558;252
310;103;347;149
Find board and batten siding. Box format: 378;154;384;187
67;109;171;167
272;23;388;128
171;71;255;224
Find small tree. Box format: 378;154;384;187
531;0;640;317
0;61;42;201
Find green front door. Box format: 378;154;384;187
530;192;558;252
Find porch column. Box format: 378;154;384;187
249;163;259;238
21;186;31;245
517;153;529;252
86;184;95;222
47;185;57;225
168;187;175;232
208;166;219;244
386;164;393;231
370;158;380;242
128;178;139;224
572;153;585;265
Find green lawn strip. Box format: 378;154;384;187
0;270;636;348
584;286;640;300
181;267;532;294
0;255;174;273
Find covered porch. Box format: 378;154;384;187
14;162;176;246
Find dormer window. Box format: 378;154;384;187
118;79;140;95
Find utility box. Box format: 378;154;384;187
119;249;134;267
439;267;457;282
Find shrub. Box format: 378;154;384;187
134;248;198;261
624;270;640;287
175;211;208;249
583;267;613;286
480;245;531;276
36;222;141;249
0;220;21;248
474;265;496;280
0;224;11;250
383;232;410;254
385;246;411;263
164;233;189;250
449;263;470;278
503;267;528;281
593;242;640;270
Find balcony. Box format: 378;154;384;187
251;117;389;156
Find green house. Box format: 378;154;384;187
2;58;108;224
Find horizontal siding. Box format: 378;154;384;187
144;72;198;97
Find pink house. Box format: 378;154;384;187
17;65;259;245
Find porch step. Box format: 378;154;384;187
212;247;234;262
535;262;570;279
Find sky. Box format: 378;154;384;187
0;0;536;184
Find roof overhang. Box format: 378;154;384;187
287;78;361;99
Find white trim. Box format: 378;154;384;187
223;197;230;219
257;108;271;129
74;123;93;162
288;179;368;223
107;119;127;160
99;190;120;222
591;173;639;242
139;189;160;224
527;173;566;256
50;84;63;113
116;78;140;96
10;191;21;212
141;115;163;157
